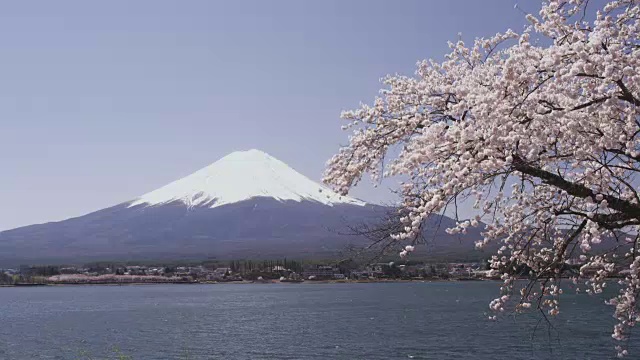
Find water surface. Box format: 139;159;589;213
0;282;620;359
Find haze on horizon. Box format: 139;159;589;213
0;0;530;231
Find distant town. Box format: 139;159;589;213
0;257;619;286
0;259;504;286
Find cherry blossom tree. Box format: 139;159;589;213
324;0;640;356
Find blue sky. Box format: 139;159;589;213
0;0;532;230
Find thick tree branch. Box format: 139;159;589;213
512;155;640;220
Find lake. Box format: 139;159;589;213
0;282;621;359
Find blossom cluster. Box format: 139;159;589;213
324;0;640;356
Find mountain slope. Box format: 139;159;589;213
0;150;378;265
0;149;488;266
0;198;386;264
130;149;365;208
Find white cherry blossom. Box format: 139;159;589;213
324;0;640;356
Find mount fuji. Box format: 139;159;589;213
0;150;390;265
129;149;366;209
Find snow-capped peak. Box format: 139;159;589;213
129;149;365;208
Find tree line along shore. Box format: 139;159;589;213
0;257;623;286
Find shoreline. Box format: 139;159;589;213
1;278;497;287
5;275;624;288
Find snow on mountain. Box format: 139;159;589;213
0;149;489;265
129;149;365;209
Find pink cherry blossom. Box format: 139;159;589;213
324;0;640;356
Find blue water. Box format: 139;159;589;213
0;282;622;359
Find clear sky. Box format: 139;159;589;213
0;0;533;230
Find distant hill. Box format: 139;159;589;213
0;150;486;266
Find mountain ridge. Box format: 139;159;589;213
0;149;489;266
129;149;365;209
0;150;382;265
